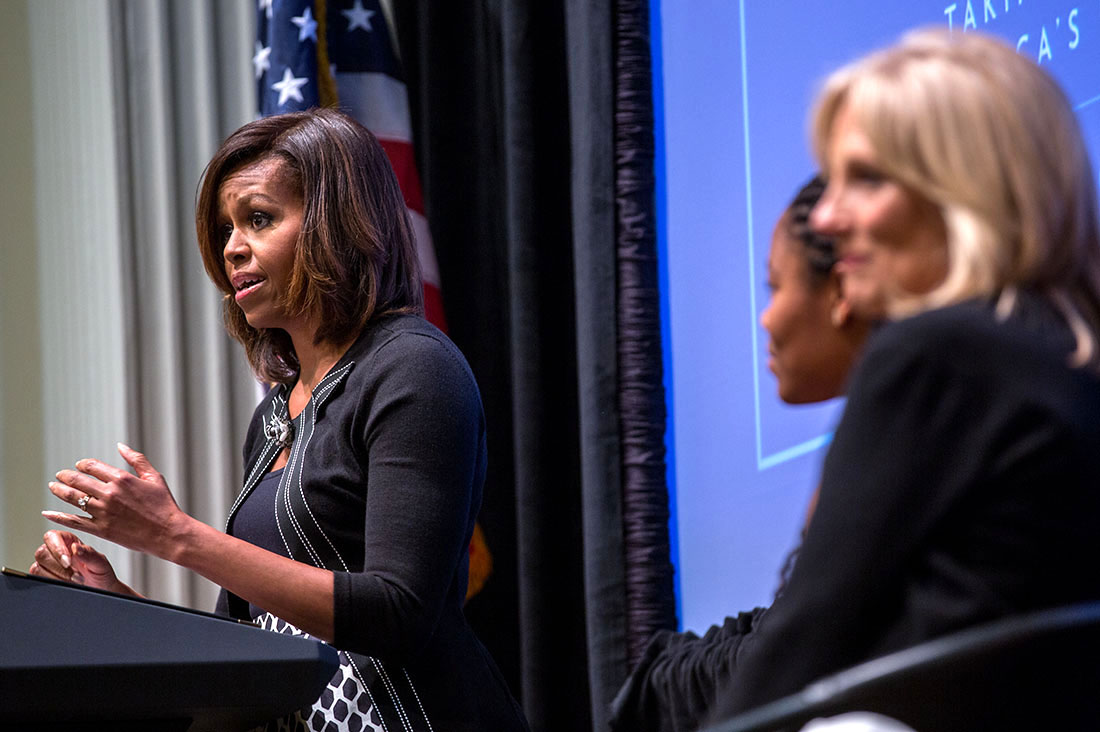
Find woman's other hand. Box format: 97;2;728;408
29;530;137;595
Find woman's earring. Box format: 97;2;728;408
831;300;849;328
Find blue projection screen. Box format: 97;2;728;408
654;1;1100;633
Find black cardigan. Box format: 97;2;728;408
217;314;528;731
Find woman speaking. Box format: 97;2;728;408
31;108;528;732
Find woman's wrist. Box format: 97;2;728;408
161;512;208;568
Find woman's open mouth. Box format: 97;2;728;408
234;276;265;302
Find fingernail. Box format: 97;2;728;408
117;442;130;451
60;554;71;569
72;573;85;584
55;471;63;479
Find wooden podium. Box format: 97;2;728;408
0;569;339;731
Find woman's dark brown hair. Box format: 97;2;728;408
196;108;422;383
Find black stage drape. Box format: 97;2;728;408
614;0;678;667
394;3;675;729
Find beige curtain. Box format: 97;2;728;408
3;0;259;611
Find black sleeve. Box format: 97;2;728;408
609;609;767;732
713;318;1000;718
332;332;482;661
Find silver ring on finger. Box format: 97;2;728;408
77;494;92;513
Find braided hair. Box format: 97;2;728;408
785;174;837;289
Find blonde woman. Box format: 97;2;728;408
712;29;1100;720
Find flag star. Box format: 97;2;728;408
291;6;318;43
252;41;272;80
258;0;273;20
272;66;309;106
342;0;375;32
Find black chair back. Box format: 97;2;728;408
703;602;1100;732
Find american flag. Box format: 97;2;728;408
254;0;447;329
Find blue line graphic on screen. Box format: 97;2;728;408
739;0;768;472
741;0;846;472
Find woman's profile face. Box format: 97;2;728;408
760;224;854;405
811;104;949;320
218;157;306;334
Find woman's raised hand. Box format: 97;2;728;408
43;443;192;562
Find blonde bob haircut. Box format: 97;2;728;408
812;28;1100;368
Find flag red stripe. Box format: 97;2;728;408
379;138;425;215
423;281;447;333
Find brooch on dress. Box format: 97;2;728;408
263;412;295;450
